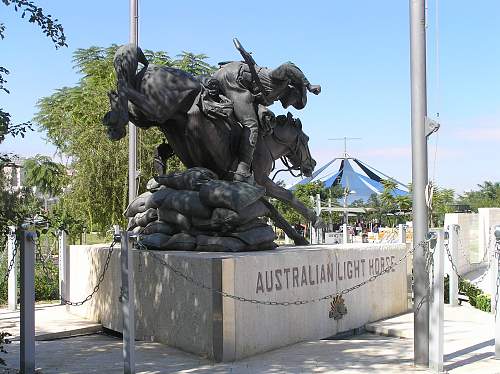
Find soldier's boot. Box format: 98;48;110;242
233;161;255;184
233;125;258;184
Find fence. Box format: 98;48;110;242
4;221;500;373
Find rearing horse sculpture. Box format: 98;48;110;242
103;45;324;244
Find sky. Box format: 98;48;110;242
1;0;499;194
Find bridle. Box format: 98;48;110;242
268;126;312;181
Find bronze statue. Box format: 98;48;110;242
103;41;324;246
213;39;321;184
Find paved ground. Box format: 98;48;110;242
0;303;101;341
464;265;493;294
0;333;429;374
0;304;498;373
366;304;499;373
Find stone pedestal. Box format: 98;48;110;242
68;243;408;361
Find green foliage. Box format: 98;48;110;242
46;200;85;244
174;52;215;76
0;256;59;305
445;276;490;312
459;181;500;211
444;275;449;303
475;293;491;312
274;181;343;224
459;279;491;312
34;261;59;301
1;0;66;47
0;331;12;366
364;179;412;227
0;165;42;246
429;186;455;227
459;280;482;307
23;154;67;196
1;0;66;157
35;45;216;234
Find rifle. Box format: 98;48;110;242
233;38;271;105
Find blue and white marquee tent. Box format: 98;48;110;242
291;157;409;205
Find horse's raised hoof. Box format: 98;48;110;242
293;236;309;246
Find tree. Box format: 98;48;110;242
35;46;216;233
364;179;412;227
0;161;42;245
23;155;67;197
429;186;455;227
274;181;343;225
458;181;500;211
0;0;66;151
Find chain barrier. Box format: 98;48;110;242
444;239;491;287
413;239;433;313
140;240;427;307
426;238;435;303
1;233;18;289
34;235;58;283
455;224;491;267
61;239;118;307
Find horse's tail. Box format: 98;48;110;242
114;44;148;87
103;44;148;139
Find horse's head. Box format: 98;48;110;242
274;113;316;177
102;90;128;141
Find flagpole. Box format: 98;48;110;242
128;0;139;204
409;0;429;366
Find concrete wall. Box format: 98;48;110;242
478;208;500;262
444;208;500;275
444;213;481;275
68;243;408;361
68;245;222;360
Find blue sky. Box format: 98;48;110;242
1;0;499;194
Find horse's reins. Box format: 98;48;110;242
269;128;309;181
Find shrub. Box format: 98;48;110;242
0;257;59;304
34;261;59;301
475;293;491;312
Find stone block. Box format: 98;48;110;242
68;243;408;361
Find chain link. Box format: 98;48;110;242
34;235;58;282
444;240;491;286
455;224;491;266
61;240;118;306
1;233;18;289
444;224;492;286
142;240;427;307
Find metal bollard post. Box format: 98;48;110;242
493;225;500;359
58;230;70;306
121;230;135;374
492;226;500;316
429;229;444;372
315;194;322;244
309;222;316;244
447;225;459;307
20;228;36;374
496;250;500;359
398;224;406;244
7;226;17;311
342;223;348;244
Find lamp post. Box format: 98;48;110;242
343;188;356;226
342;188;356;244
